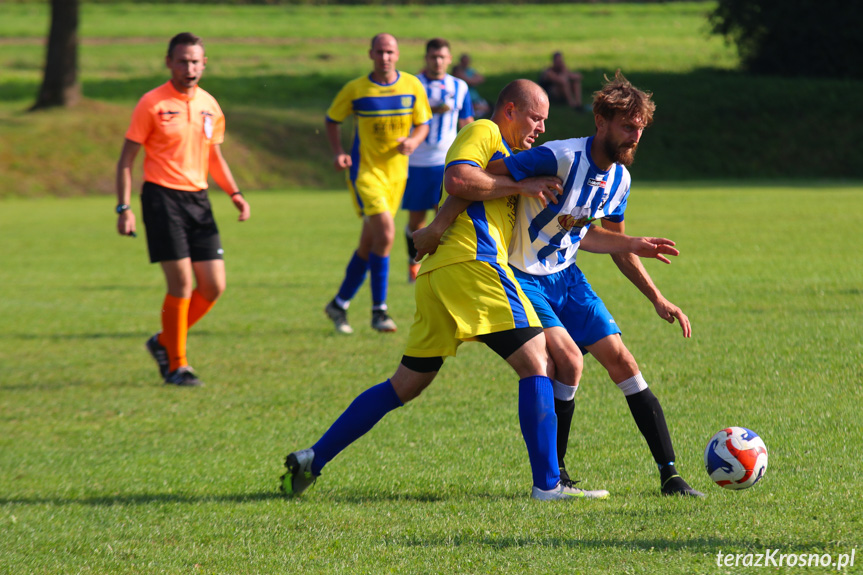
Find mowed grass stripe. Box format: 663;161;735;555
0;186;860;574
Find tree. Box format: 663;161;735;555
710;0;863;79
31;0;81;111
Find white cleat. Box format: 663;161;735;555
531;481;610;501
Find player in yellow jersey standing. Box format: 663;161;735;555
323;34;432;334
115;33;250;387
283;81;628;501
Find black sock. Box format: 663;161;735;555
625;388;676;469
660;463;679;484
554;397;575;472
406;228;417;262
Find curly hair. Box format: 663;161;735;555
592;70;655;128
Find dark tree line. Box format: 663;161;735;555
31;0;862;113
711;0;863;79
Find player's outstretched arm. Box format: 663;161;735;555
209;144;250;222
600;219;691;338
580;225;678;262
412;195;472;260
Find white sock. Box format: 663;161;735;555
553;379;577;401
616;372;648;396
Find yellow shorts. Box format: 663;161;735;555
404;260;541;358
349;171;407;217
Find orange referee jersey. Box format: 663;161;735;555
125;81;225;191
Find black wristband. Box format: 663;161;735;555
116;204;130;214
230;191;243;197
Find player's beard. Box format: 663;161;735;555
605;139;638;166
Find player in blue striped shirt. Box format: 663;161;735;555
415;71;703;497
403;38;475;283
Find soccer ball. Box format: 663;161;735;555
704;427;768;490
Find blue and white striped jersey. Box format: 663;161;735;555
409;73;474;167
504;136;631;276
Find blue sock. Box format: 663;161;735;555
311;380;403;476
518;376;560;490
368;252;389;308
336;251;369;303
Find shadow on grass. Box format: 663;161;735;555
396;533;836;554
0;492;286;506
0;489;454;507
3;67;862;183
0;331;155;341
0;488;839;553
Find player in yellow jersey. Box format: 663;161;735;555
283;80;611;501
324;34;432;334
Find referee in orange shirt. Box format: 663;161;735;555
115;32;250;387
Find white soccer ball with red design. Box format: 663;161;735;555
704;427;768;490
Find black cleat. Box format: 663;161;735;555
371;309;397;332
280;449;316;497
164;366;203;387
145;332;170;378
661;474;705;497
325;300;353;334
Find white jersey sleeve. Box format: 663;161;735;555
409;74;472;167
506;137;632;276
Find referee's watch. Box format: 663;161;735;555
116;204;130;214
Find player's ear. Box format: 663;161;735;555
595;113;605;132
504;102;516;120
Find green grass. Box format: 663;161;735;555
1;186;861;573
3;2;862;196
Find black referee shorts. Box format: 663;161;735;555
141;182;223;264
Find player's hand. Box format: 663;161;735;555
629;237;679;264
412;224;445;260
396;136;420;157
653;296;692;338
117;210;136;237
333;153;352;171
233;194;251;222
431;103;451;114
518;176;562;208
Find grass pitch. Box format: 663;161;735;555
1;185;861;574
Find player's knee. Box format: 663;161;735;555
393;357;441;403
197;280;225;302
549;349;581;386
608;349;638;381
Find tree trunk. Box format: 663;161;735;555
31;0;81;111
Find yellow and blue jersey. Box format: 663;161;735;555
419;119;518;274
326;72;432;196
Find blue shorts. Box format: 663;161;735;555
511;264;621;353
402;165;444;211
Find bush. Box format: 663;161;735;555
710;0;863;79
